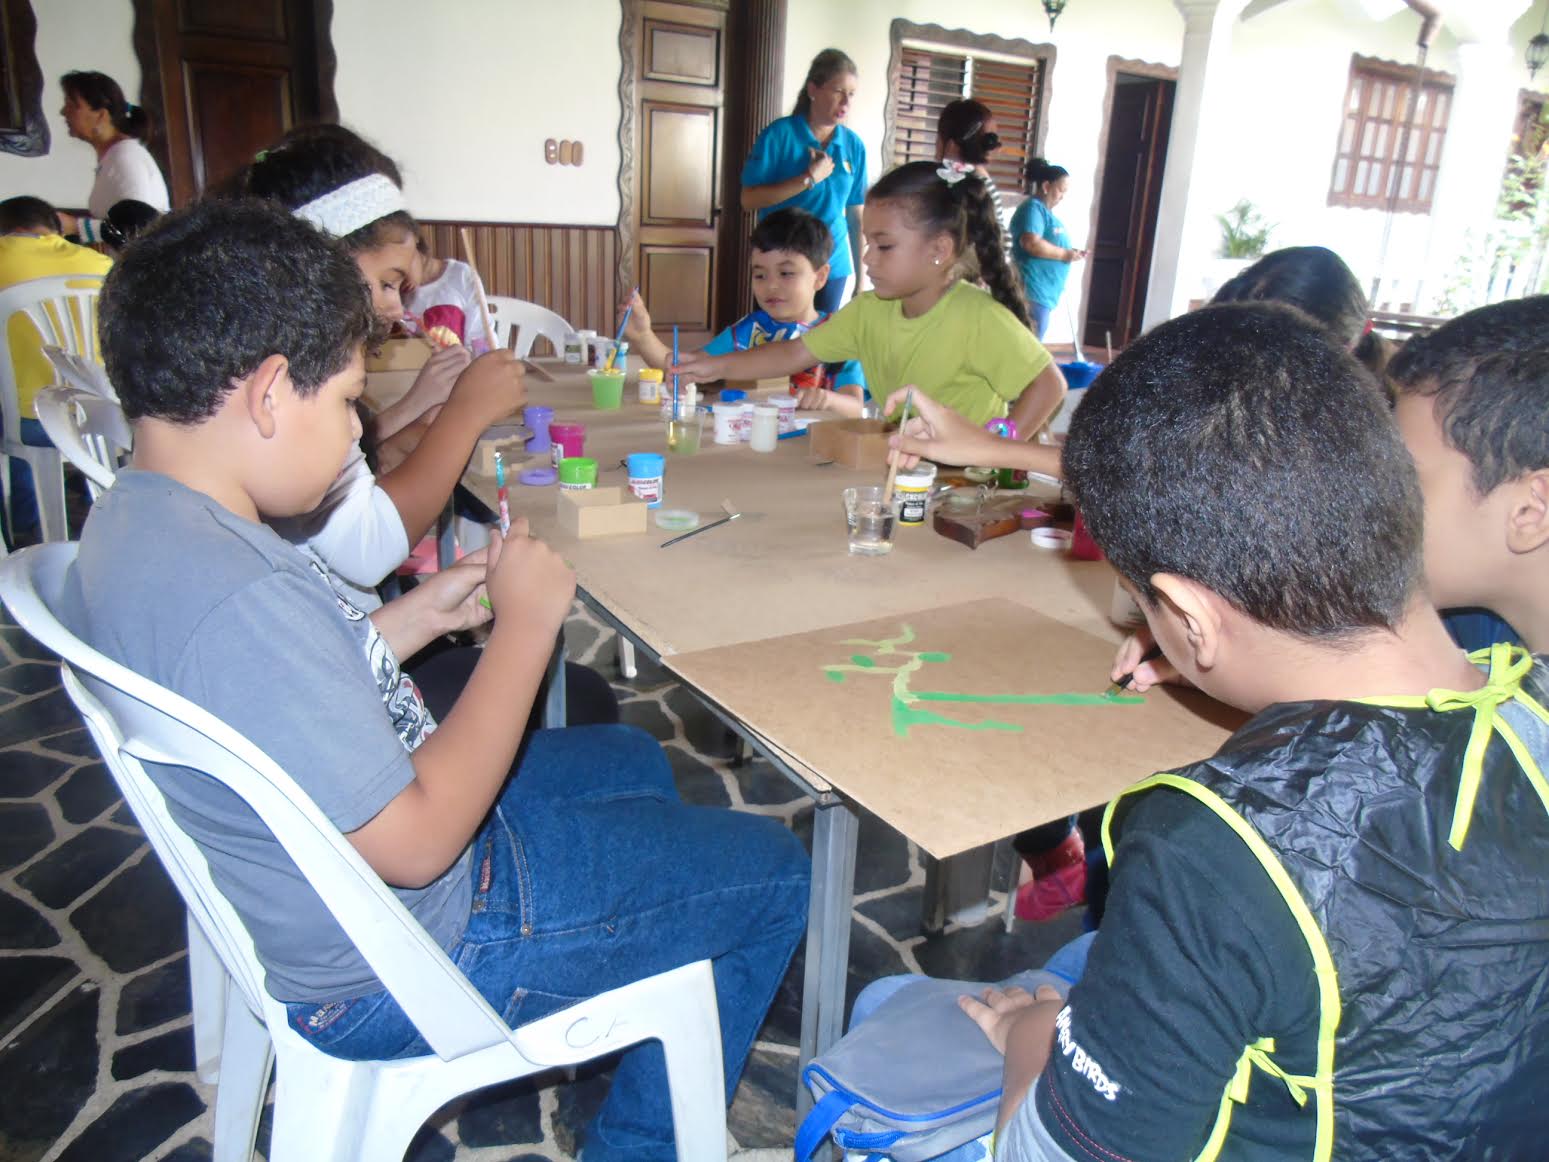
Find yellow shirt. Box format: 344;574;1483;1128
802;281;1053;425
0;234;112;419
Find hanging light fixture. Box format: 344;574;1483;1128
1042;0;1068;32
1529;2;1549;78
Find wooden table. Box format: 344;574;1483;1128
451;362;1238;1106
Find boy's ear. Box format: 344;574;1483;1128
1504;470;1549;555
812;261;831;292
236;354;292;440
1149;573;1225;673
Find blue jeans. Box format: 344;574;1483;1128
845;933;1098;1162
1030;303;1052;341
285;724;811;1161
5;417;53;543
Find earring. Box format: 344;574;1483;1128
933;257;941;265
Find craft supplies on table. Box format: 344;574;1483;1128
549;422;586;468
557;486;649;538
654;508;700;533
808;419;892;470
524;405;554;453
660;382;698;421
666;409;704;455
637;367;664;405
769;394;799;435
471;423;530;477
626;452;665;507
589;368;626;410
712;401;742;445
843;485;898;556
750;404;780;453
895;464;937;527
558;457;599;490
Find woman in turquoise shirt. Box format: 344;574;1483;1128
1009;157;1087;339
741;49;868;314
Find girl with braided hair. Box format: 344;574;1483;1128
675;159;1066;434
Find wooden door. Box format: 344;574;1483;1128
1083;74;1174;350
132;0;336;206
619;0;728;345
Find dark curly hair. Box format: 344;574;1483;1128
61;71;152;142
100;199;376;424
239;124;415;253
867;160;1031;328
1064;302;1422;638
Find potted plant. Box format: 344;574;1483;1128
1200;199;1274;300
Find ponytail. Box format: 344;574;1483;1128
793;48;857;119
1025;156;1068;197
959;175;1031;329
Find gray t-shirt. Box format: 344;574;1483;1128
61;470;471;1003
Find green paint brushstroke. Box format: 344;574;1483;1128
913;690;1144;706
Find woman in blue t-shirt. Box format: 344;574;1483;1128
1009;157;1087;339
740;48;868;314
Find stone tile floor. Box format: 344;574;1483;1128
0;598;1084;1161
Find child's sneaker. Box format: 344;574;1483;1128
1015;830;1087;922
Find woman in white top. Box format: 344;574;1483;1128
58;71;170;242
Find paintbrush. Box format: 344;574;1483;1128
458;227;501;352
494;450;511;535
661;499;740;548
879;386;916;507
1105;644;1163;696
606;286;640;372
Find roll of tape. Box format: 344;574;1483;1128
1030;527;1073;550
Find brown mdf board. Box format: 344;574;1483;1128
667;597;1241;859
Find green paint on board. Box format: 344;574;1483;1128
850;654;876;667
913;690;1144;707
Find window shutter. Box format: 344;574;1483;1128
1328;56;1453;213
970;57;1044;196
892;47;966;168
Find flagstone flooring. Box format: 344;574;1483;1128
0;599;1084;1161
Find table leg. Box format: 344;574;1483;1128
797;798;859;1116
543;634;567;729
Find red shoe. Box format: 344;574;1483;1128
1015;832;1087;922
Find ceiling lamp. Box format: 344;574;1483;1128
1042;0;1068;32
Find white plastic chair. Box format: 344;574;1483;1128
0;275;105;543
484;295;572;359
0;542;728;1162
33;386;130;499
42;344;117;400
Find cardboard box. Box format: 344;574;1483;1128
366;337;433;373
723;376;793;395
470;424;532;478
807;418;892;470
557;487;650;539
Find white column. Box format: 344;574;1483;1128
1415;4;1531;309
1142;0;1251;332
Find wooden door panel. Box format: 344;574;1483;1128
179;0;285;38
643;104;716;224
184;62;290;192
644;20;719;85
641;245;712;329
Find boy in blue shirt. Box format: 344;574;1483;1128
623;208;866;405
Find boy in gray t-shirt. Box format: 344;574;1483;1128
67;199;810;1158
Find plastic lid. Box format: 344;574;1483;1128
897;464;937;485
640;368;664;381
654;508;700;531
720;389;746;402
753;403;779;414
518;466;557;486
767;394;798;405
626;452;664;474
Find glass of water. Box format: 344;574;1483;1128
843;485;898;556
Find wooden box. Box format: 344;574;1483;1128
366;337;432;373
557;487;650;539
807;418;892;470
723;375;793;395
470;424;531;478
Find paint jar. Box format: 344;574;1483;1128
588;368;626;410
637;367;663;404
562;332;584;364
660;381;698;421
578;329;599;366
549;421;586;469
720;389;749;441
767;393;798;434
895;463;937;526
557;457;598;490
712;401;743;445
749;403;780;452
843;485;897;556
626;452;664;507
523;405;554;454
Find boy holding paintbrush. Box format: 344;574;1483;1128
835;303;1549;1161
65;200;810;1161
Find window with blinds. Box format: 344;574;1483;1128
1328;55;1453;214
891;44;1047;198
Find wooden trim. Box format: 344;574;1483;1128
0;0;48;157
421;220;619;337
882;19;1056;184
718;0;786;325
616;0;641;301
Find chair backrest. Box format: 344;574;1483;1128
0;275;105;444
484;295;573;359
43;344;117;401
0;543;517;1060
33;386;130;497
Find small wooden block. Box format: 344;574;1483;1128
470;424;531;477
807;418;891;470
932;494;1029;550
557;486;650;538
365;337;431;373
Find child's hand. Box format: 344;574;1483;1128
672;351;729;382
448;349;526;426
621;290;652;343
795;386;833;411
884;387;1004;467
415;550;492;634
484;518;575;634
410;344;474;412
958;984;1063;1055
1111;627;1186;691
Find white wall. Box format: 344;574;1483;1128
0;1;140;209
332;0;623;225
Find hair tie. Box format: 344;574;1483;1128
936;159;972;186
254;149;268;163
124;102;136;115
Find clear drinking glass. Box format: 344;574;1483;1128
843;485;898;556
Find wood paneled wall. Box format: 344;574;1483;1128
420;220;620;337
